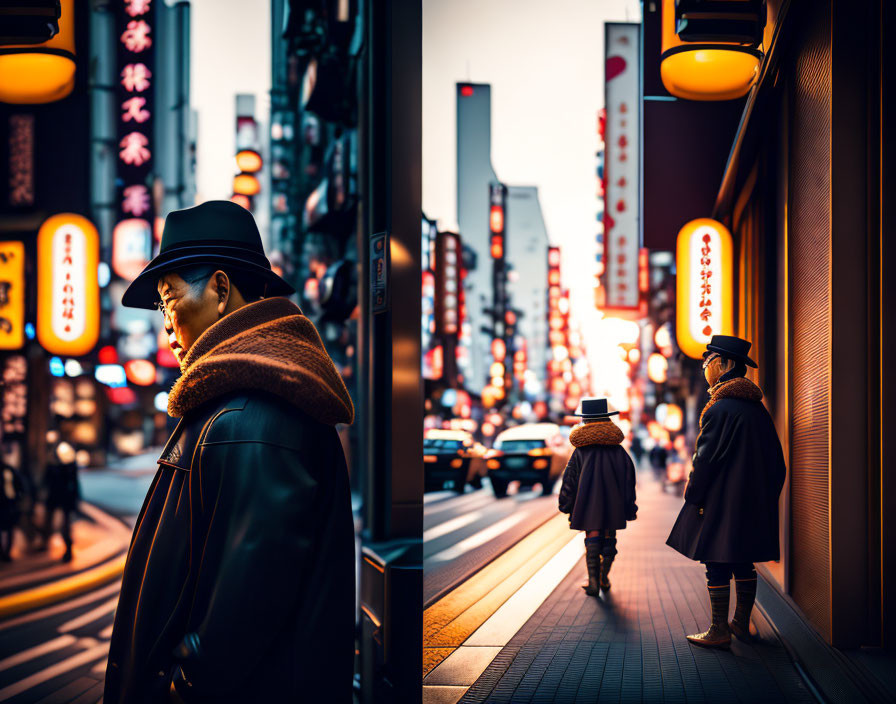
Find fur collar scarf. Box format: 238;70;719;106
167;297;354;425
569;421;624;448
700;377;763;426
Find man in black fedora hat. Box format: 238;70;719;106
105;201;356;703
558;398;637;596
666;335;786;648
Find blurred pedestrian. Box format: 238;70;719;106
649;440;668;482
0;461;24;562
558;398;637;596
629;434;644;466
42;441;80;563
106;201;355;704
666;335;786;648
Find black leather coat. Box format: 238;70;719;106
558;445;637;531
105;391;355;703
666;396;786;563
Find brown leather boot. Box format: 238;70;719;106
730;576;757;640
582;540;601;596
599;555;613;592
687;584;731;648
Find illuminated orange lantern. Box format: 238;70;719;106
489;205;504;234
233;173;261;197
230;194;251;209
125;359;156;386
0;0;76;104
37;214;100;356
647;353;668;384
0;241;26;350
235;150;263;173
676;218;733;360
660;0;763;101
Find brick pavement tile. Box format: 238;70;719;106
458;475;817;703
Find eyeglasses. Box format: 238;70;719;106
702;353;720;371
153;298;170;321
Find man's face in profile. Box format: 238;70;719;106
156;271;221;367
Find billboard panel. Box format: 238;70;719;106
602;23;641;311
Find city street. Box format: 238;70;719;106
0;453;153;703
424;483;559;606
423;467;815;704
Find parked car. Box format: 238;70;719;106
486;423;571;498
423;429;484;493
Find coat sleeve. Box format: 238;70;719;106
171;438;322;698
624;451;637;521
558;449;580;515
684;406;728;507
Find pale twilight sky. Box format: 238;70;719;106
423;0;641;325
191;0;271;204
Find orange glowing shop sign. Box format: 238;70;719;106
37;214;100;356
0;242;26;350
675;218;733;360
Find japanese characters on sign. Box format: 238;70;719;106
0;241;25;350
8;116;35;208
546;246;568;399
115;0;154;280
602;23;641;311
37;214;100;356
675;218;733;359
1;355;28;438
435;231;461;336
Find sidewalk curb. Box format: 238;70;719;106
0;501;131;620
755;576;890;704
0;553;126;619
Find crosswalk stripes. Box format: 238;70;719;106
0;636;78;673
429;513;529;563
0;642;110;701
0;584;118;701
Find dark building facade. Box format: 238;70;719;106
703;4;893;700
645;0;893;697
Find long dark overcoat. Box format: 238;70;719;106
666;388;786;564
105;392;354;704
558;423;637;531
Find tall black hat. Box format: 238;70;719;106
121;200;295;309
704;334;758;368
573;398;619;419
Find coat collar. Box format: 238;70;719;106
569;421;624;448
166;298;353;425
700;377;764;426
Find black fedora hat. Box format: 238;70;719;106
121;200;295;309
704;334;758;368
573;398;619;419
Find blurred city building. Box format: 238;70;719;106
455;82;551;417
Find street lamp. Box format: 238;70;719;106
660;0;765;101
0;0;74;104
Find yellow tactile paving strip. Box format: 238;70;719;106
423;513;572;678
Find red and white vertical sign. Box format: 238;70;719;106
115;0;154;276
603;23;640;311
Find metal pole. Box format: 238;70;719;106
358;0;422;700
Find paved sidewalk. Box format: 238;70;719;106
0;503;130;618
442;471;815;704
